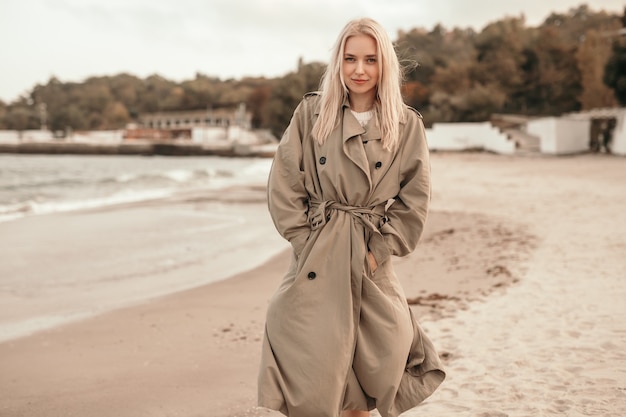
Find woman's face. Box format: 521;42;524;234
342;34;379;100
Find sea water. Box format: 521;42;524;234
0;154;284;342
0;154;272;222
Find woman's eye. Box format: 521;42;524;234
367;58;377;64
345;57;355;62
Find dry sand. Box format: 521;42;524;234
0;152;624;417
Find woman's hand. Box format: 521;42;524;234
367;251;378;273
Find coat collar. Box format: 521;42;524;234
312;95;372;142
342;107;366;142
340;94;384;142
310;91;410;119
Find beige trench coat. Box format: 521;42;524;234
258;93;445;417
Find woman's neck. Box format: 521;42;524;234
349;93;375;112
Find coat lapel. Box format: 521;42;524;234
341;106;372;188
361;117;381;143
362;117;396;193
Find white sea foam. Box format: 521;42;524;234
114;172;137;182
31;188;175;214
161;169;195;183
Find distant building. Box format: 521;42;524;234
563;108;626;156
126;103;253;142
140;104;251;130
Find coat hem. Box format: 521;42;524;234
257;399;288;416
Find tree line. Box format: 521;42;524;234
1;4;624;139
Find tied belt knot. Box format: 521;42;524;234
308;200;388;232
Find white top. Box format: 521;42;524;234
350;109;374;127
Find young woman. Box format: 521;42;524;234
258;17;445;417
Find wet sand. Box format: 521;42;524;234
0;152;624;417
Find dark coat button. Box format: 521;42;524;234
319;157;326;165
307;271;316;280
375;161;382;169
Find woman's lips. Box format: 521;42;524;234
352;79;367;85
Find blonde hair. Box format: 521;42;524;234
312;17;405;151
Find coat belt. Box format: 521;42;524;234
308;200;388;232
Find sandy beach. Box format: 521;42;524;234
0;152;624;417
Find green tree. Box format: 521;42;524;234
80;78;114;129
265;61;325;138
52;104;87;132
604;39;626;105
396;24;476;120
428;84;507;122
396;25;476;86
401;81;429;113
0;100;6;129
604;7;626;105
543;5;621;45
528;25;582;114
473;17;529;113
217;79;253;107
139;75;180;112
247;84;271;128
577;29;618;109
30;76;71;132
180;73;219;110
425;61;474;122
104;101;131;128
108;73;145;119
3;103;39;132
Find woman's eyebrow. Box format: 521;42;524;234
343;53;377;57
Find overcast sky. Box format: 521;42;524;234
0;0;623;103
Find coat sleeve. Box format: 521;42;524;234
369;110;431;265
267;101;311;257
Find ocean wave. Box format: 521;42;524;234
0;189;176;223
240;159;272;178
1;167;238;192
0;177;86;191
0;201;30;223
112;167;238;185
0;156;272;224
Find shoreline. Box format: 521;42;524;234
0;140;277;158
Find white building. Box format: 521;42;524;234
526;117;591;155
562;108;626;157
140;103;251;131
425;122;516;155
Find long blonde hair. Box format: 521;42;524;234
312;17;405;151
